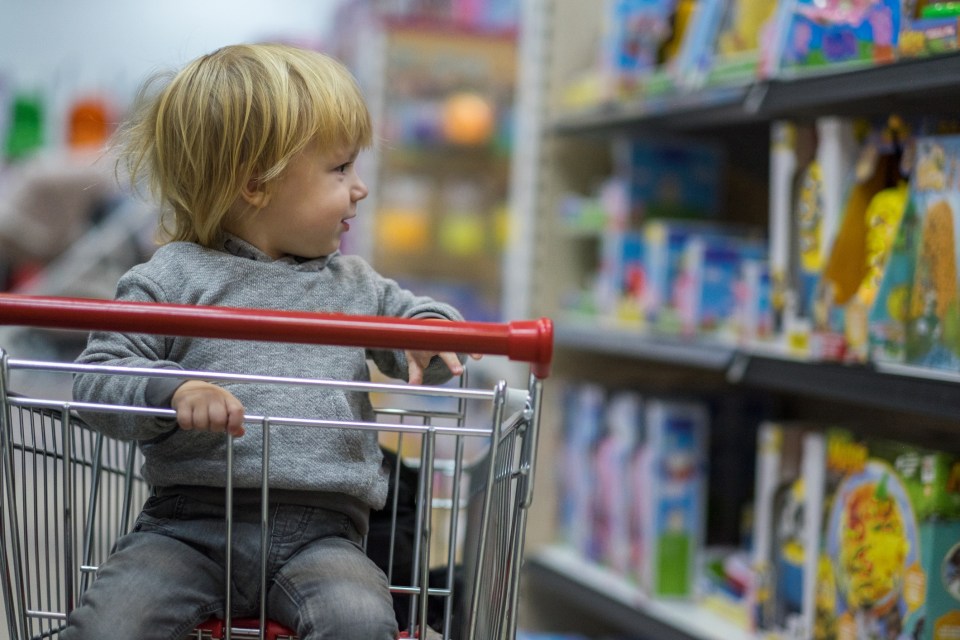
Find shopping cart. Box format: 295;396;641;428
0;294;553;640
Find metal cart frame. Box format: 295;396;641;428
0;294;552;640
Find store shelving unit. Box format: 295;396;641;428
526;546;750;640
554;326;960;421
514;2;960;639
334;14;517;324
550;50;960;134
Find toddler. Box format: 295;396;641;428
66;43;472;640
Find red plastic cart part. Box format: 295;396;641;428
194;617;420;638
0;294;553;378
194;618;296;639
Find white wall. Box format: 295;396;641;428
0;0;345;143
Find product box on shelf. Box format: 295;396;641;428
632;398;709;598
749;422;827;640
597;229;647;325
644;220;708;333
612;137;725;225
601;0;682;99
675;231;767;341
733;255;775;346
708;0;779;85
763;0;899;77
644;219;763;337
672;0;780;90
868;134;960;373
898;0;960;58
557;382;606;560
768;118;859;357
918;519;960;640
813;118;910;363
814;431;960;640
555;386;709;600
594;391;644;575
669;0;729;91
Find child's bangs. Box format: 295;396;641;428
311;91;373;152
291;57;372;152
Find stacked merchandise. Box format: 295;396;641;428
758;113;960;377
557;0;960;379
566;0;960;111
558;383;710;599
748;423;960;639
869;134;960;373
559;4;960;366
556;392;960;638
559;136;769;346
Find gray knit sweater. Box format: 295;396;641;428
73;234;463;533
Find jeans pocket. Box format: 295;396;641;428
271;505;357;546
133;494;181;532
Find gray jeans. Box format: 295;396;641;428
62;495;398;640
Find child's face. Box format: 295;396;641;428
236;141;368;259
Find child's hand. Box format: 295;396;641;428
405;351;482;386
171;381;246;437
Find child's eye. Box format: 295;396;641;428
335;162;351;174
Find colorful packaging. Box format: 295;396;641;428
676;232;767;341
899;0;960;59
815;433;960;640
815;120;909;362
670;0;729;90
644;220;733;333
869;134;960;373
708;0;779;85
734;256;775;346
919;520;960;640
750;422;827;640
768;118;858;356
594;391;644;575
632;398;709;598
613;137;725;225
602;0;681;98
597;229;647;324
766;0;899;77
558;383;606;559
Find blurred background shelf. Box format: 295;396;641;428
555;320;734;370
550;51;960;135
525;546;755;640
555;321;960;421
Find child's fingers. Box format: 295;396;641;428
206;400;229;431
172;382;245;436
438;352;464;376
176;404;196;430
407;358;424;385
225;397;246;437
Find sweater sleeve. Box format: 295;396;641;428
72;268;184;441
366;270;466;385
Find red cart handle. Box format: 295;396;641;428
0;294;553;378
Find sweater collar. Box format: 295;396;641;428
218;232;335;272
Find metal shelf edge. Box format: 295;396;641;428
554;321;734;370
734;354;960;421
548;53;960;134
555;322;960;419
524;546;756;640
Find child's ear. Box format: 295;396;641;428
240;177;271;208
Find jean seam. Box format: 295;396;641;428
170;601;222;640
272;573;309;637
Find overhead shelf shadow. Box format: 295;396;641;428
550;52;960;134
556;321;960;421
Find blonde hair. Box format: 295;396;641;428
115;43;373;246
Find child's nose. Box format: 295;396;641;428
352;177;368;201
